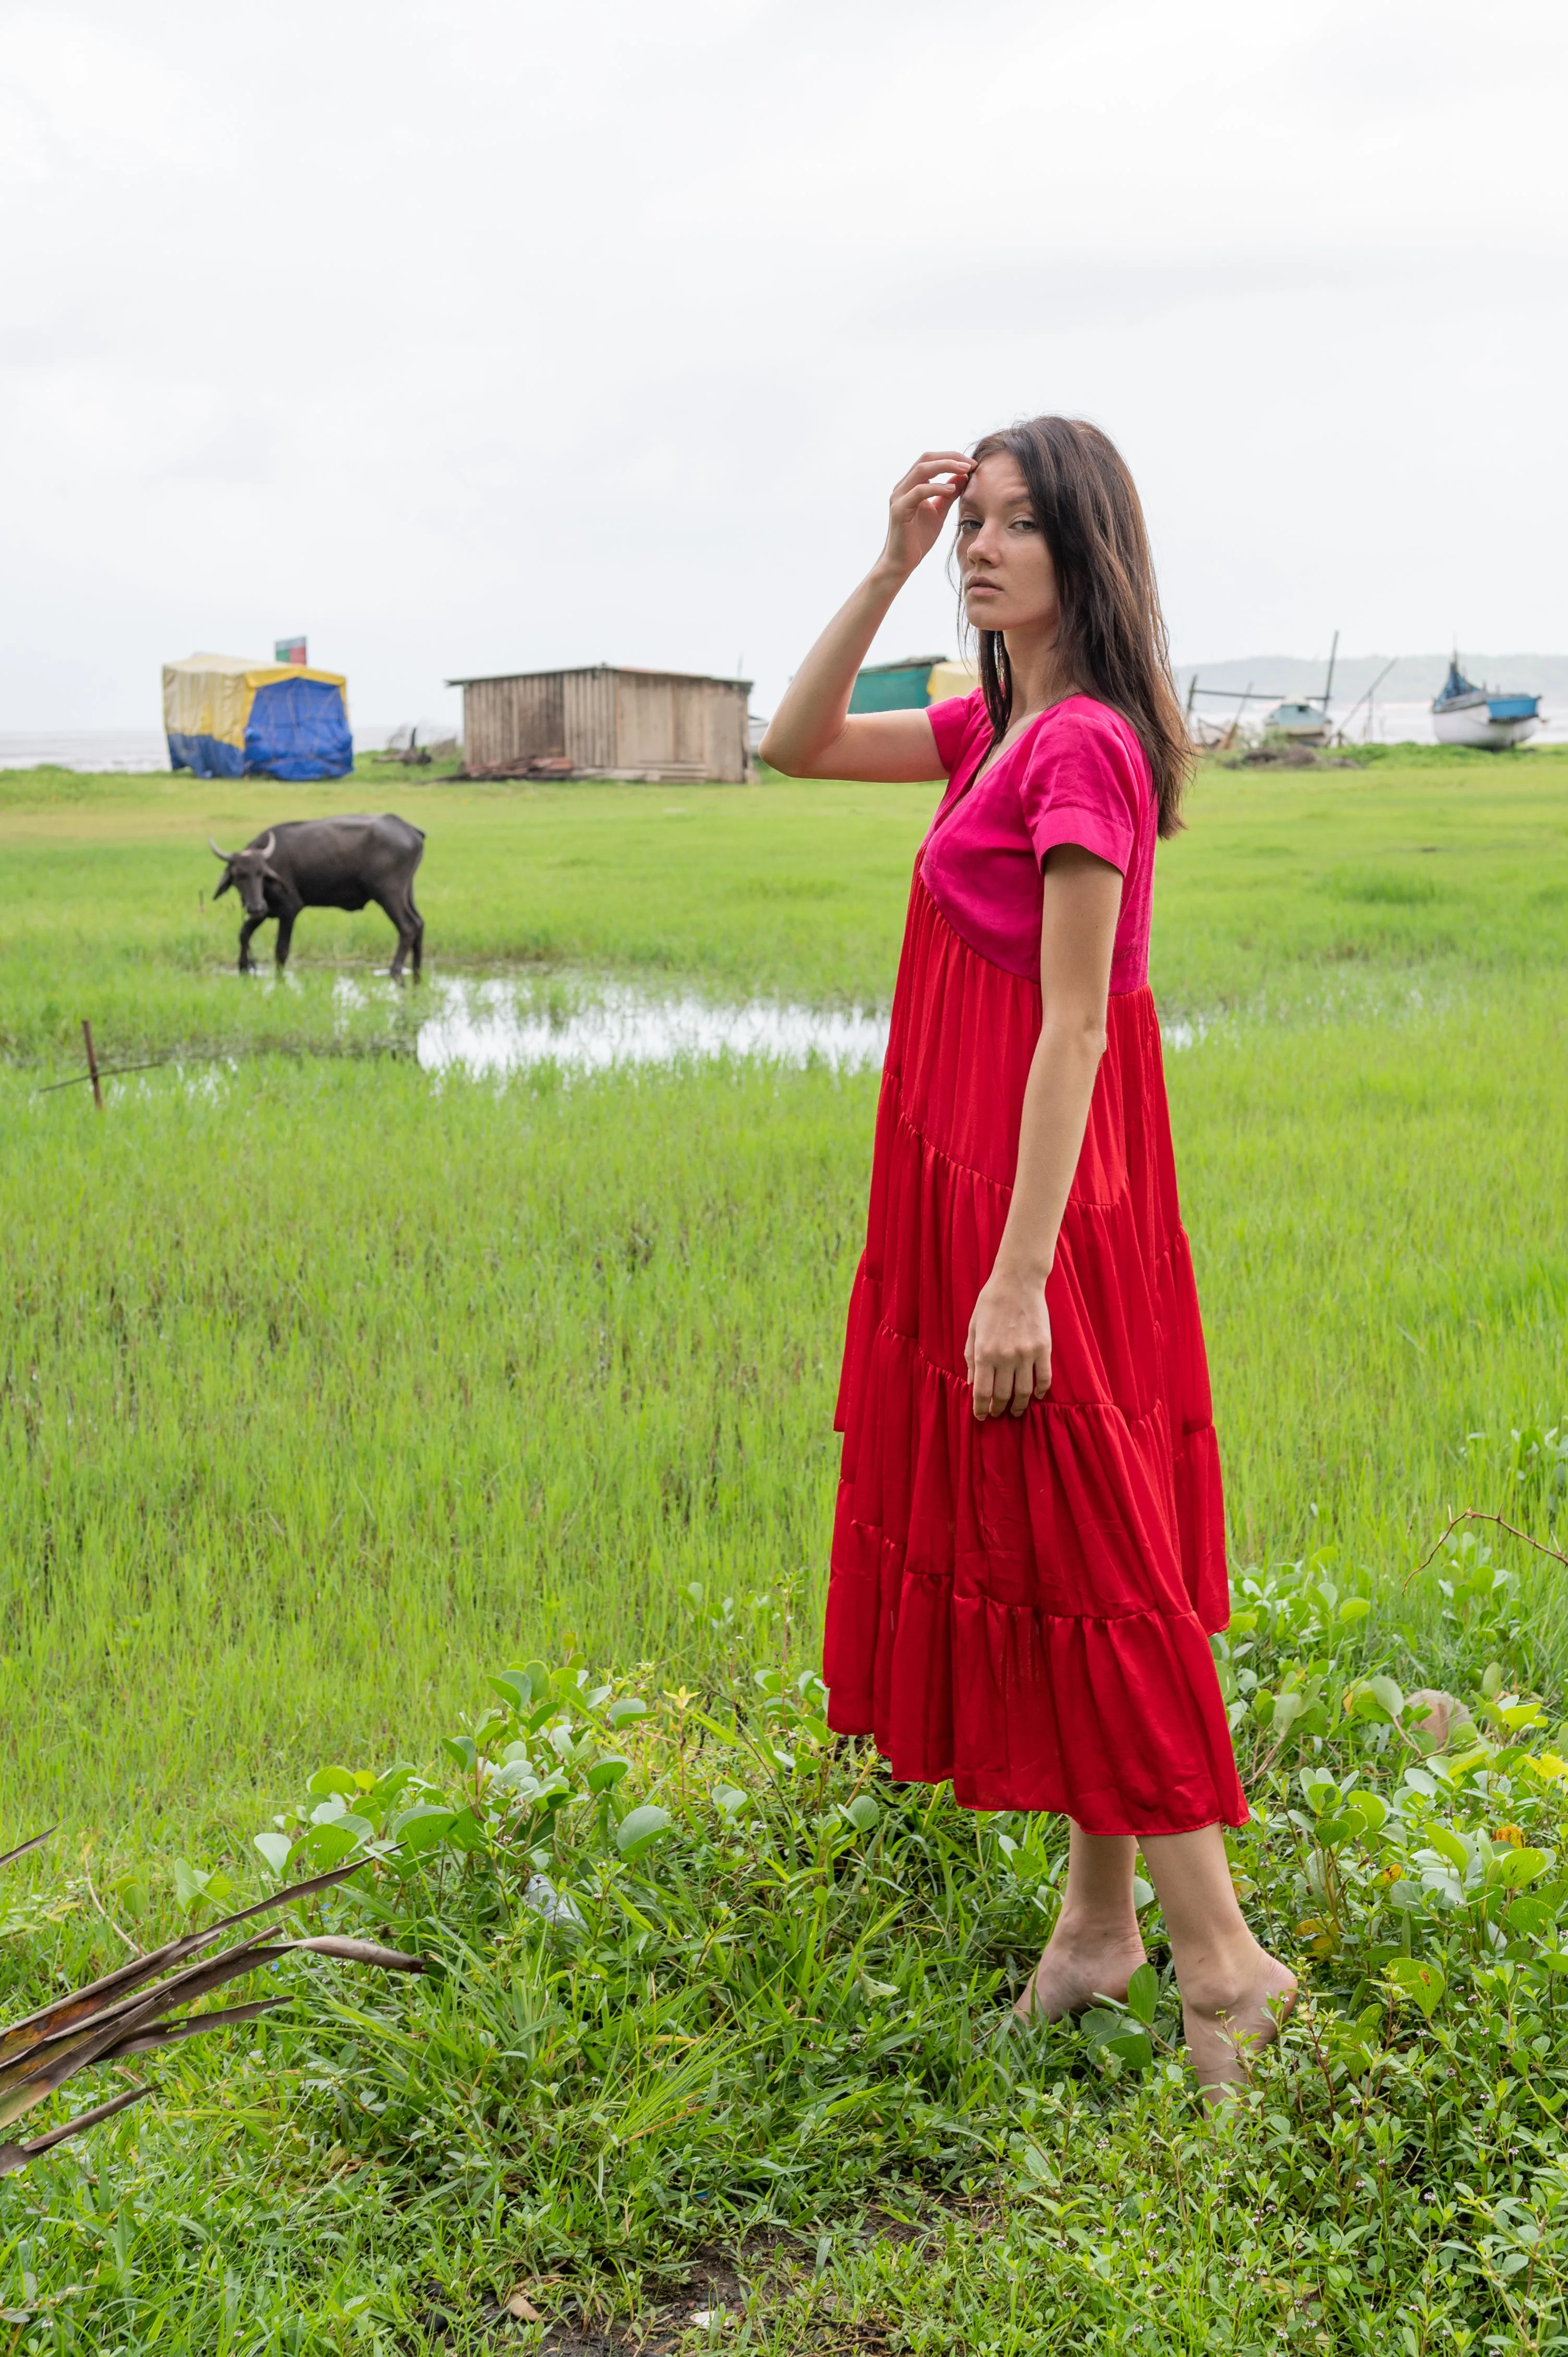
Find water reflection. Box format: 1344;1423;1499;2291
415;978;890;1077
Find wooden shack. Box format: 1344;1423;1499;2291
448;664;752;782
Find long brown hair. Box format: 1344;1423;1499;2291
966;416;1190;837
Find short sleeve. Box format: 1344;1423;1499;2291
1016;706;1142;876
926;692;987;779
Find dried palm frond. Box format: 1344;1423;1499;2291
0;1840;422;2175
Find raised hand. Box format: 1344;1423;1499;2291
879;451;974;581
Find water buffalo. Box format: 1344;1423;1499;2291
209;814;426;979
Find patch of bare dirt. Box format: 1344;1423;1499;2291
414;2217;927;2351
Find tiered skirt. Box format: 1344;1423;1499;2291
823;871;1247;1835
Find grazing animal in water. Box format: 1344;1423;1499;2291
209;814;427;979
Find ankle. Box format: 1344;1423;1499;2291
1176;1937;1287;2015
1051;1904;1142;1947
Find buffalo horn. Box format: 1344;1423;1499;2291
208;838;231;862
257;832;276;860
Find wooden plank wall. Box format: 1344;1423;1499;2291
462;669;749;780
605;674;748;781
462;674;565;771
563;670;617;771
700;681;748;783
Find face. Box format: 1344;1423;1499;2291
955;453;1061;638
217;850;273;916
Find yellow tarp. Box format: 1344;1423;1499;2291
162;652;349;751
926;658;979;703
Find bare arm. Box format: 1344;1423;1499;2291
965;844;1124;1420
759;451;973;783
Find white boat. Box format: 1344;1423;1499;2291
1263;699;1329;744
1431;658;1540;748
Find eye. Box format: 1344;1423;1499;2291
1009;515;1038;531
955;515;978;533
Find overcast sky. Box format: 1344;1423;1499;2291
3;0;1566;730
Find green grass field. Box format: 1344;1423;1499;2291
1;744;1566;2350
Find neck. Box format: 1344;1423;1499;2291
1000;621;1076;718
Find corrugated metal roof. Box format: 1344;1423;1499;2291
446;662;750;690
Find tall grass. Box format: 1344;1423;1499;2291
1;747;1565;2347
4;748;1566;1066
2;990;1564;1845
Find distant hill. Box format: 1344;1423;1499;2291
1175;654;1568;705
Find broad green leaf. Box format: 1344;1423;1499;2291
1494;1846;1554;1892
711;1783;749;1816
615;1805;673;1857
1131;1875;1156;1912
253;1831;293;1878
1366;1675;1404;1719
1506;1896;1553;1940
1125;1963;1159;2025
1269;1690;1305;1737
307;1766;359;1799
443;1806;487;1854
1336;1597;1371;1624
843;1793;880;1833
1386;1957;1445;2019
1426;1823;1470;1873
300;1821;360;1867
487;1672;531;1711
519;1662;553;1702
390;1803;456;1853
1101;2027;1153;2069
173;1857;213;1911
1344;1791;1389;1838
440;1736;477;1774
606;1697;649;1728
586;1756;631;1794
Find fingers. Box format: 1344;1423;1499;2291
1014;1348;1052;1417
971;1355;1019;1422
892;453;973;503
969;1350;1051;1421
897;450;974;479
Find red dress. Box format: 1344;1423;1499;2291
823;693;1246;1836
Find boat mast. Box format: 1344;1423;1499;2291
1320;629;1339;719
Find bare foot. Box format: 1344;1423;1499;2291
1013;1920;1147;2023
1182;1949;1297;2096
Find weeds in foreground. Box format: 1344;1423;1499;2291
5;1550;1561;2347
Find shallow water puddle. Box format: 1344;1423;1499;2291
412;978;891;1077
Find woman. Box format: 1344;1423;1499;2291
760;418;1294;2094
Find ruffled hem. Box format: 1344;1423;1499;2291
824;869;1245;1832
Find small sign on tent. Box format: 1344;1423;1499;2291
275;635;307;667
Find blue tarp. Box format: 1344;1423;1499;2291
163;655;354;780
166;732;246;779
244;677;354;780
